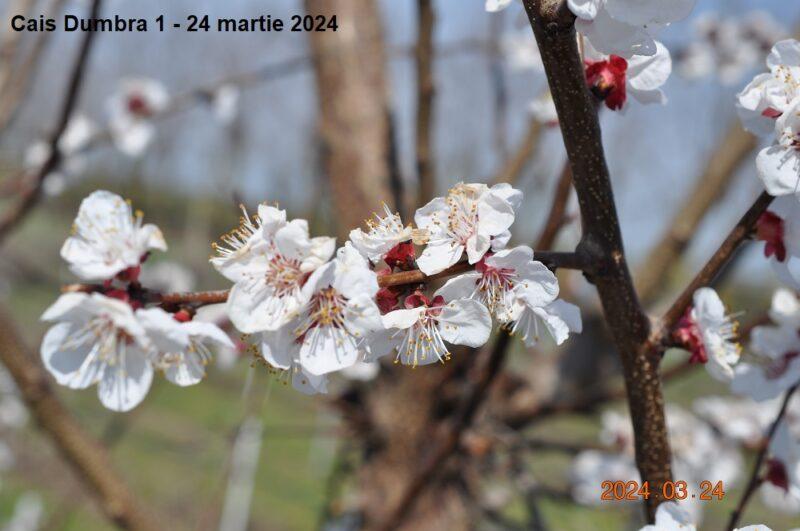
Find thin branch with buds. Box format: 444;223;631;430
0;0;102;244
726;385;799;531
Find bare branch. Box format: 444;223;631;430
656;191;774;341
726;385;798;531
522;0;671;519
0;0;102;244
491;118;544;186
0;305;159;530
415;0;437;207
534;163;573;250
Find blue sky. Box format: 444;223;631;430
1;0;799;284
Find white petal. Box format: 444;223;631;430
604;0;695;26
257;204;286;237
567;0;601;20
416;239;464;275
299;326;360;375
756;145;800;197
97;346;153;412
767;39;800;71
627;41;672;92
227;280;302;333
382;307;425;330
259;327;298;370
578;10;657;58
292;367;328;395
41;293;90;322
274;220;313;262
40;323;100;389
438;299;492;348
136;307;189;352
436;272;482;302
533;300;582;345
414;197;448;231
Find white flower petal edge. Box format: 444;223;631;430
213;205;335;333
40;293;153;412
485;0;513;13
136;308;233;387
756;98;800;198
60;190;166;281
378;292;492;367
415;183;522;275
638;501;695;530
348;203;413;264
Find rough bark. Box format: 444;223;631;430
304;0;394;240
522;0;671;520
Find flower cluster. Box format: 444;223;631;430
678;11;786;86
40;191;232;411
491;0;676;117
212;182;581;394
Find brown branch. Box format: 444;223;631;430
726;385;798;531
656;191;774;341
0;305;159;530
415;0;437;207
522;0;670;520
635;123;757;305
373;331;512;531
0;0;101;244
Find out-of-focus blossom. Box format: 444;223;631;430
638;502;695;531
212;84;240;124
414;183;522;274
484;0;513;13
673;288;740;382
340;360;380;382
40;293;153;412
765;418;800;510
60;190;166;282
3;492;43;531
138;260;196;293
678;11;786;86
732;289;800;401
501;33;543;72
755;199;800;289
693;395;781;447
528;91;558;126
0;368;27;430
108;78;169;157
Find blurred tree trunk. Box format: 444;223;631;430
304;0;394;240
304;2;472;529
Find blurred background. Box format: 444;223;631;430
0;0;799;529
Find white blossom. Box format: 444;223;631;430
348;204;413;265
108;78;169;157
732;289;800;401
40;293;153;412
372;289;492;367
569;0;695;58
485;0;513;13
756;97;800;198
737;40;800;138
136;307;233;387
674;288;741;382
528;91;558;126
414;183;522;275
438;246;557;320
258;243;382;376
60;190;166;281
212;204;335;334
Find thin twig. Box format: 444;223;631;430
533;164;573;250
491;117;544;187
725;385;798;531
415;0;436;208
655;191;774;342
0;0;102;243
0;304;159;530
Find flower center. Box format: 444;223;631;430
585;55;628;111
297;287;347;337
475;258;516;314
265;254;304;298
673;309;708;364
127;93;152;117
445;185;480;245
